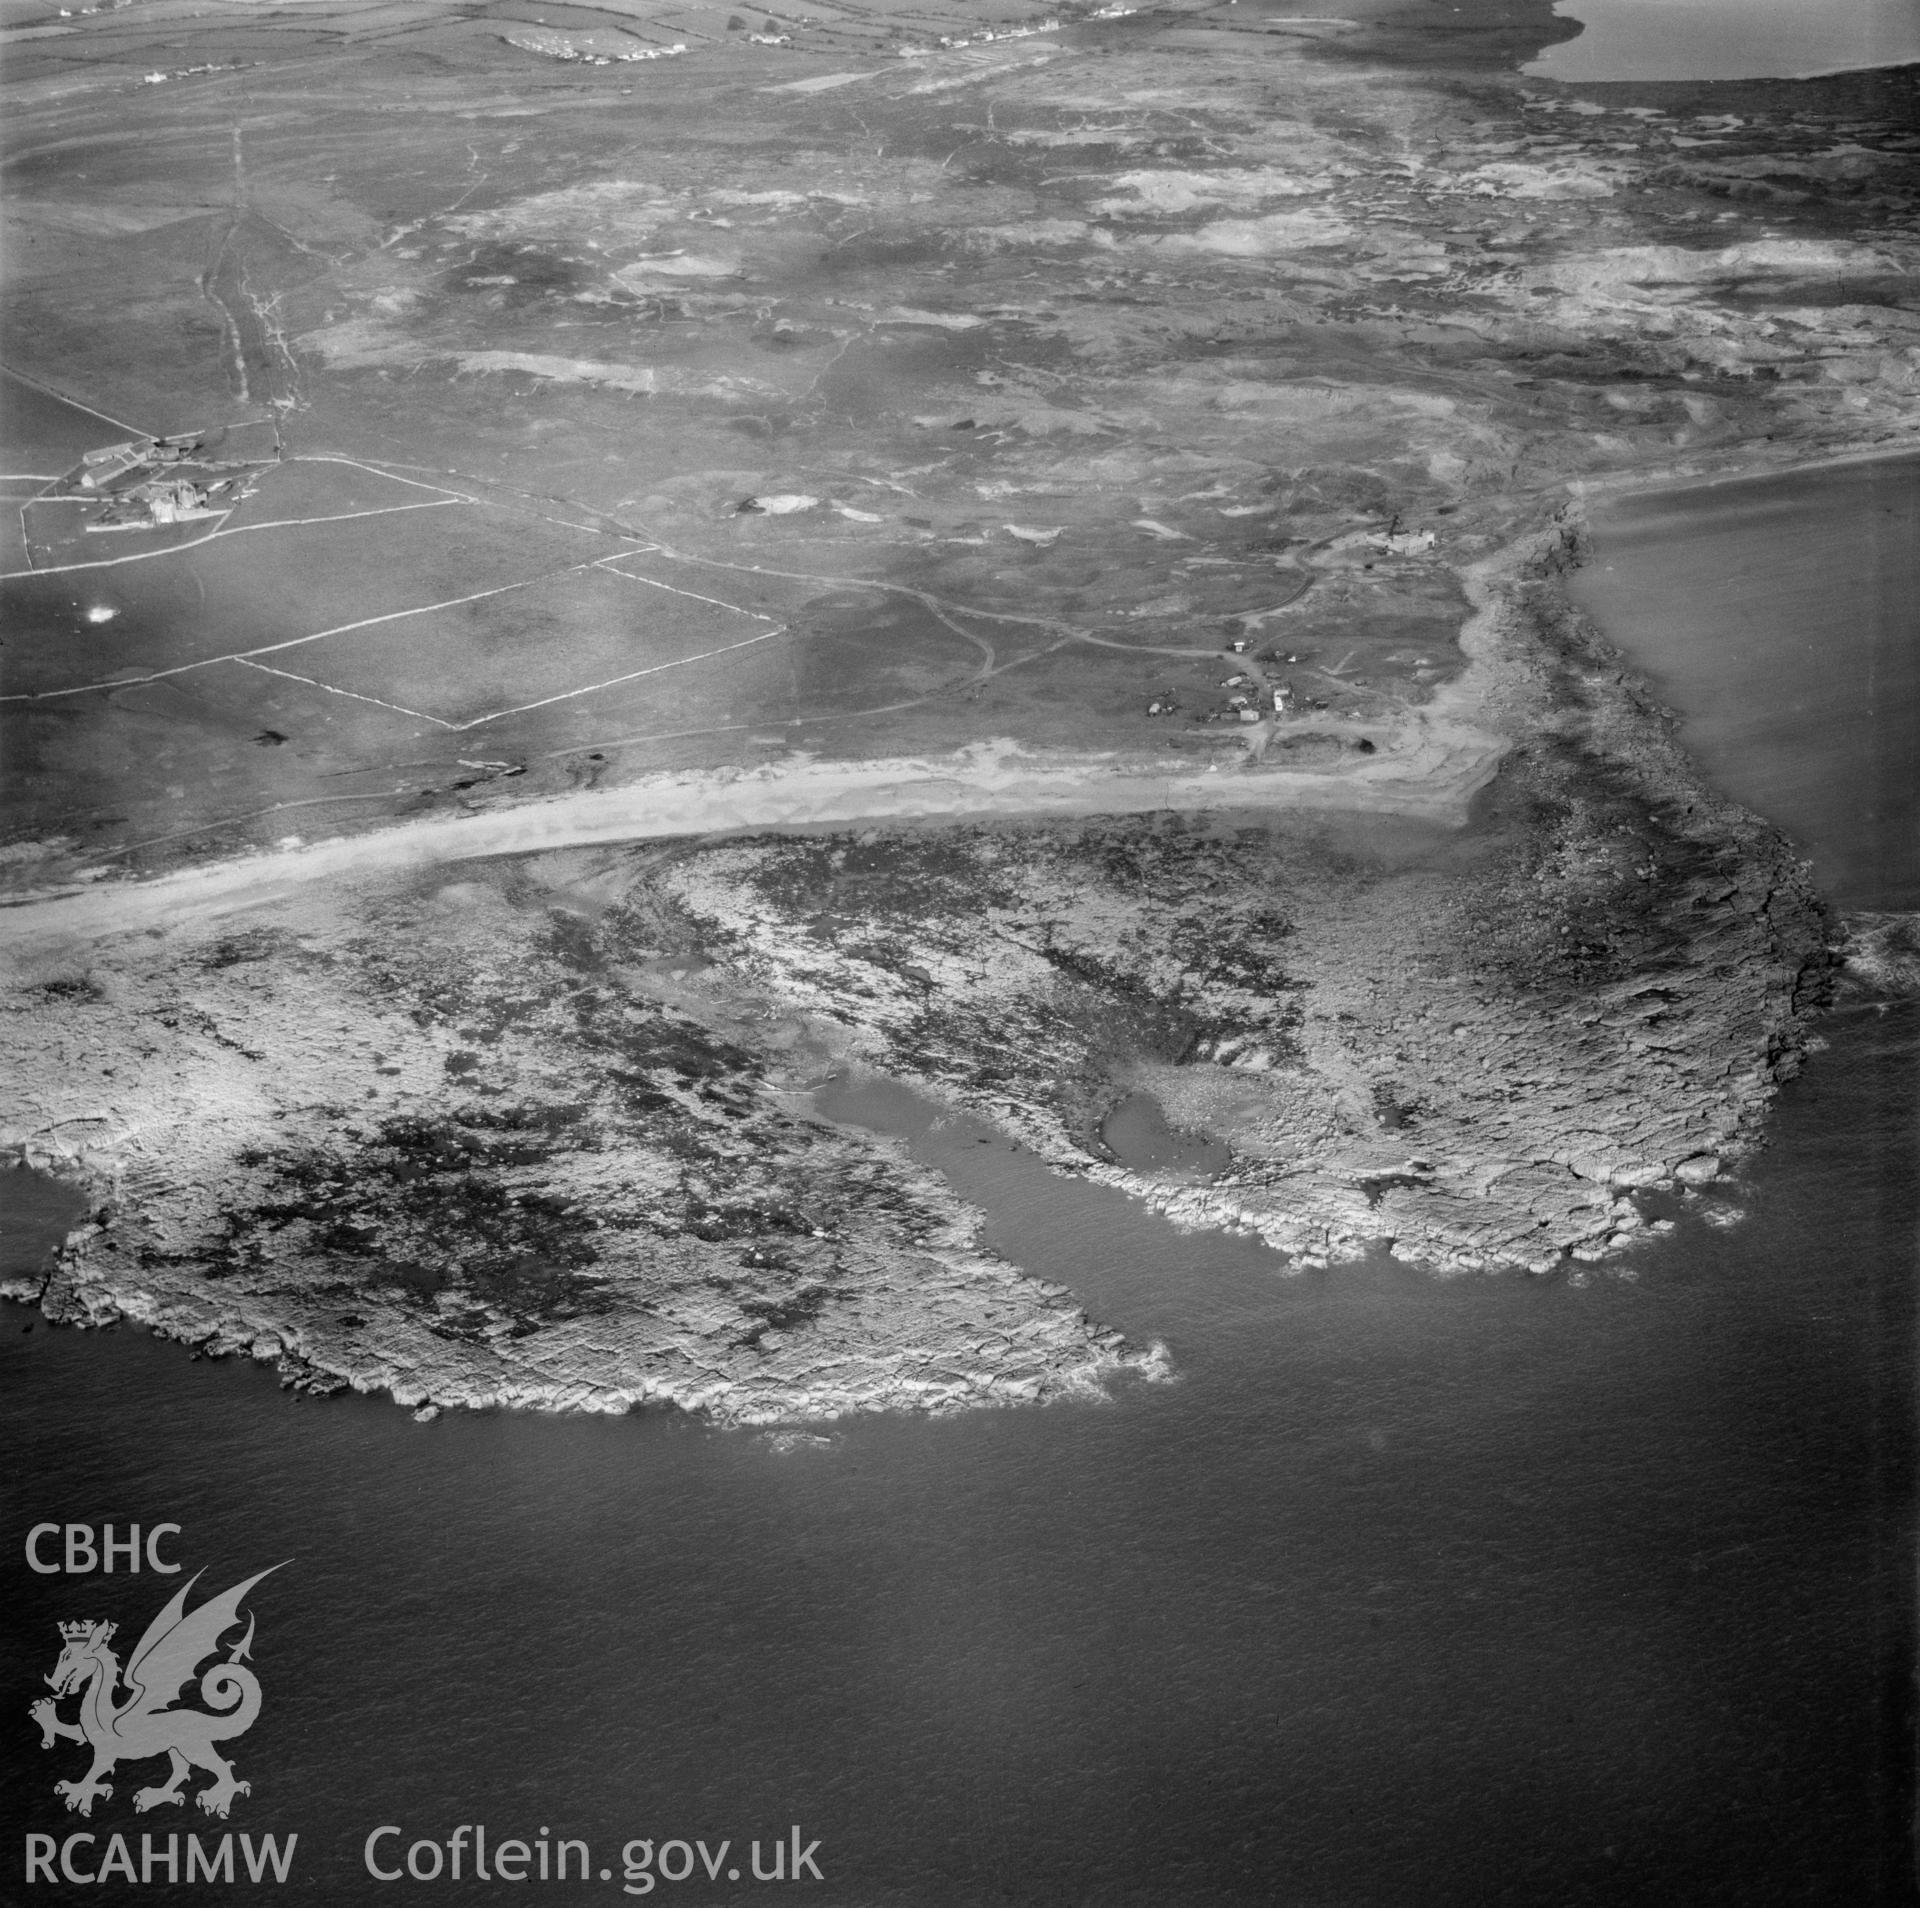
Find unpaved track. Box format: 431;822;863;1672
0;728;1505;959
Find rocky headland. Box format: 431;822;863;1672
2;0;1910;1419
1;863;1170;1422
0;507;1840;1416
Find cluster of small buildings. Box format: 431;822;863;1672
76;433;203;489
1149;633;1314;726
593;42;684;64
71;434;237;533
1363;525;1437;556
1209;687;1268;725
88;476;230;532
921;19;1062;52
140;63;233;84
504;30;684;65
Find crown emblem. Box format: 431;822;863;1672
57;1619;112;1641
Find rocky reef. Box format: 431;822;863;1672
1;869;1165;1422
658;518;1835;1275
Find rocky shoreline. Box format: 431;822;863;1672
7;10;1912;1420
0;502;1840;1418
658;512;1837;1276
0;859;1172;1423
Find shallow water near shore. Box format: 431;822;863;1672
5;455;1917;1898
4;986;1914;1903
1525;0;1920;82
1573;454;1920;914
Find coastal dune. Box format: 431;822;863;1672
0;726;1508;964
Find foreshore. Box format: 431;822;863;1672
655;508;1839;1274
0;731;1509;964
5;8;1912;1419
0;502;1845;1418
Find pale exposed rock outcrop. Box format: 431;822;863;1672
1;876;1164;1423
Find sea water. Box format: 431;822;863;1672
1571;455;1920;913
3;458;1915;1901
2;1012;1912;1903
1525;0;1920;84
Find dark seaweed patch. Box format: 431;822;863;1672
199;929;285;970
31;975;103;1003
214;1109;613;1331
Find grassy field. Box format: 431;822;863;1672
4;0;1914;877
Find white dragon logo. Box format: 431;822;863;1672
30;1566;283;1819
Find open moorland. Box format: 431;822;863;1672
5;0;1914;882
2;0;1915;1417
